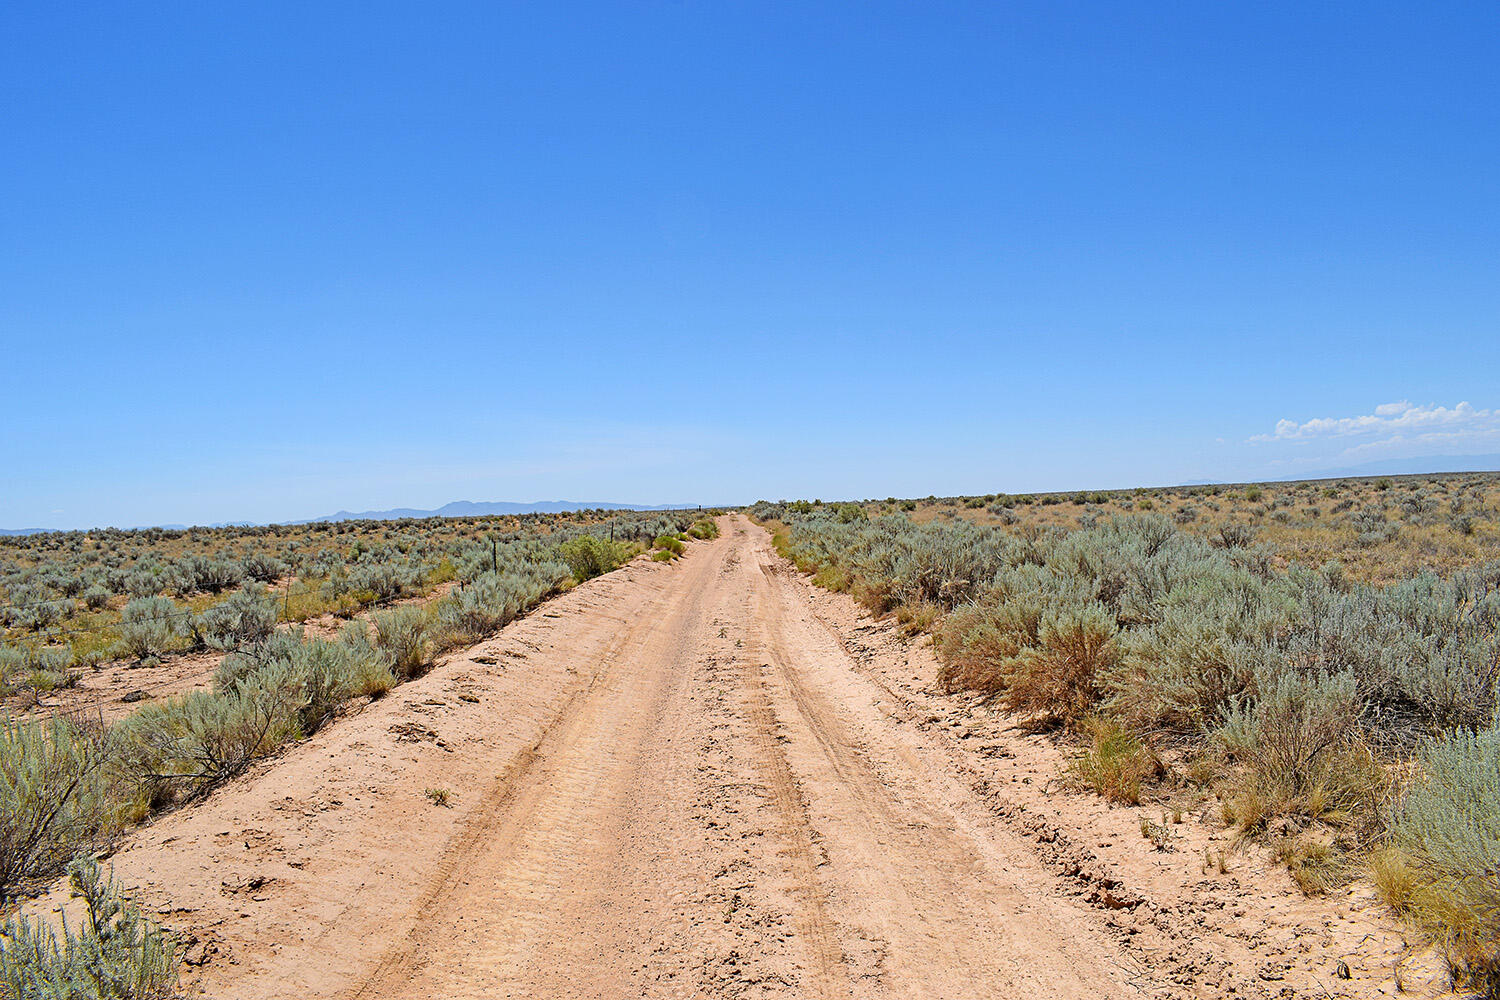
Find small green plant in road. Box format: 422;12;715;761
0;858;178;999
425;787;452;807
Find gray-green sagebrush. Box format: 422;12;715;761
755;501;1500;990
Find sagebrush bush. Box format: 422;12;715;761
192;583;277;651
373;606;429;679
687;518;720;540
169;555;243;595
1380;727;1500;995
240;552;286;583
1216;668;1380;833
114;673;300;802
114;598;180;662
0;716;111;900
1000;604;1117;724
0;857;178;1000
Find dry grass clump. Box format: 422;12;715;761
1068;717;1165;805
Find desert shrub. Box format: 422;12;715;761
1105;569;1293;734
373;606;429;679
0;646;74;688
114;598;181;662
212;629;302;692
1000;603;1117;724
1378;727;1500;993
1286;565;1500;734
652;535;685;560
11;599;74;632
113;673;300;802
0;857;178;1000
240;552;286;583
558;535;633;582
0;716;112;901
121;571;164;599
1213;524;1256;549
191;584;277;651
686;518;721;540
1216;668;1379;831
437;575;510;644
935;580;1059;694
434;566;559;646
334;622;395;698
168;555;243;595
81;585;111;612
347;561;421;602
288;640;359;734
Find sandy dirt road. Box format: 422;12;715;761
52;516;1431;999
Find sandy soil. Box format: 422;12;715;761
29;516;1446;998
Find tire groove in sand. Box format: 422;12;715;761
345;542;718;998
736;647;850;998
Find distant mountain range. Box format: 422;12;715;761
0;500;709;536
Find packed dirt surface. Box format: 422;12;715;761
35;516;1445;998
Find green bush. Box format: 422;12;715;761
113;672;300;803
191;584;277;651
373;606;429;679
558;535;633;581
0;857;178;1000
1216;668;1381;834
652;535;685;560
334;622;395;698
686;518;721;540
0;717;112;900
114;598;181;662
1380;727;1500;994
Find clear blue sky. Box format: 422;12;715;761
3;2;1497;528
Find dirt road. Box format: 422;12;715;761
60;516;1431;999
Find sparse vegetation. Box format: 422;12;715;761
0;508;717;913
753;473;1500;980
0;858;179;999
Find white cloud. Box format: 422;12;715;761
1250;401;1500;448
